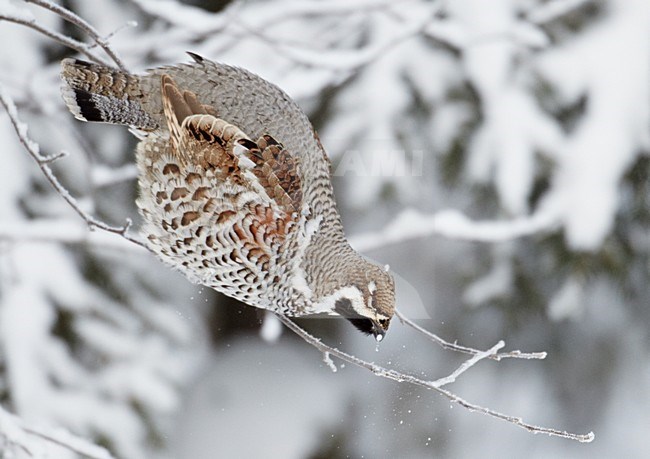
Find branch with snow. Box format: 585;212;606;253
275;313;593;443
128;0;458;73
350;208;561;252
23;0;128;70
0;405;116;459
0;84;149;251
0;6;110;67
394;309;547;361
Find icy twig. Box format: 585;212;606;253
322;352;338;373
0;11;111;66
432;340;504;387
24;0;127;70
0;406;116;459
275;314;594;443
0;84;148;251
89;20;138;48
395;309;547;361
40;150;69;164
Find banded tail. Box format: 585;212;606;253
60;58;158;130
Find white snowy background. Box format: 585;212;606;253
1;0;649;457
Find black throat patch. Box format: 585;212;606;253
334;298;374;335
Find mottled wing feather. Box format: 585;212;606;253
243;135;303;215
162;74;303;214
137;75;307;307
181;115;252;177
161;74;192;155
137;134;298;307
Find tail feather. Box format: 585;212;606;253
60;58;158;130
61;86;103;122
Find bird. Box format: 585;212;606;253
60;53;395;340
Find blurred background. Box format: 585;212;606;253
1;0;649;457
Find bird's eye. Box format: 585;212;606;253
378;318;389;328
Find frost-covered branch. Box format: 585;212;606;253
350;208;560;252
0;83;149;251
0;6;111;66
234;4;443;71
0;406;116;459
129;0;458;71
275;314;594;443
394;309;547;361
24;0;127;70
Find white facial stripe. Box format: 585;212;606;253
350;294;375;317
368;281;377;294
313;286;365;315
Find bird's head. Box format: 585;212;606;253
333;262;395;341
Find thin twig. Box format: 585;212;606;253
432;340;504;387
24;0;127;70
40;150;69;164
0;84;148;251
395;309;547;361
275;314;594;443
88;20;138;48
0;13;110;66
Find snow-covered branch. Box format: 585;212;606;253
350;208;560;252
0;84;148;251
0;406;116;459
128;0;459;72
275;314;593;443
0;6;111;66
24;0;127;70
394;309;547;361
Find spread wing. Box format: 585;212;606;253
137;75;307;309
